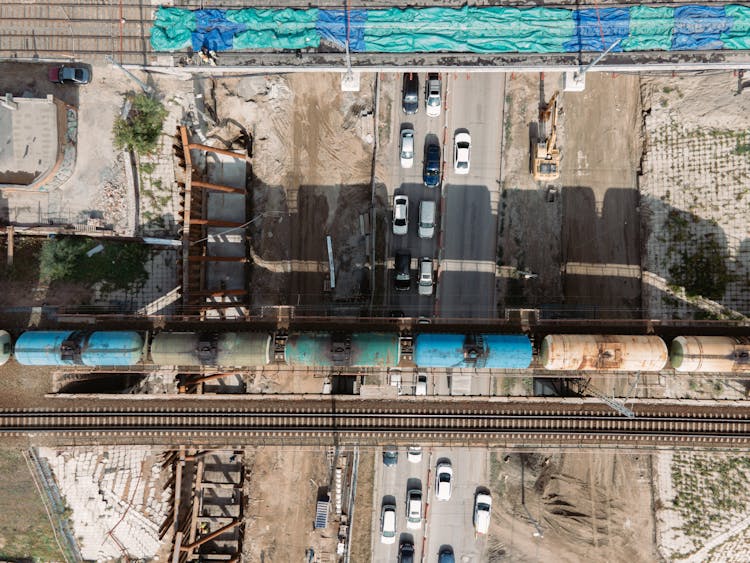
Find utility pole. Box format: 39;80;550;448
564;37;622;92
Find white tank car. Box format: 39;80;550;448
540;334;668;371
671;336;750;373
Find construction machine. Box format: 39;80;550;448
532;91;561;181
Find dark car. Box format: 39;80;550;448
423;143;441;188
438;547;455;563
402;73;419;114
399;541;415;563
383;447;398;466
394;251;412;292
48;65;91;85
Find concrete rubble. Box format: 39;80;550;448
38;446;170;561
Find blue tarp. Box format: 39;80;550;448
564;8;630;52
192;9;248;51
672;5;729;50
316;9;367;52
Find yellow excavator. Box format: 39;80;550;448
532;91;560;182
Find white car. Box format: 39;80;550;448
407;446;422;464
418;257;433;296
400;128;415;168
453;132;471;175
406;489;423;529
425;75;442;117
435;462;453;501
381;504;396;544
393;195;409;236
415;373;427;396
473;492;492;534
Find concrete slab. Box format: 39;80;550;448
0;95;57;184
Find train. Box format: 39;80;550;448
0;329;748;373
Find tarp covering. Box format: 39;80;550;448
150;4;750;54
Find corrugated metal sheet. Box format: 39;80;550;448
81;332;144;366
15;331;75;366
350;333;400;368
216;333;270;366
150;332;202;366
0;331;10;366
414;334;532;369
285;332;333;367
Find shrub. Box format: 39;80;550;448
113;94;168;155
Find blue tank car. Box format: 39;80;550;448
414;334;532;369
15;331;144;366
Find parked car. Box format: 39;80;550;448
415;373;427;396
48;65;91;85
393;195;409;235
423;143;441;188
418;257;433;296
402;73;419;114
418;200;436;239
438;547;455;563
474;492;492;534
435;462;453;501
399;541;415;563
383;448;398;467
394;251;411;291
425;73;442;117
407;446;422;464
381;503;397;544
454;132;471;174
406;488;423;529
400;128;415;168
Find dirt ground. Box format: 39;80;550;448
489;451;657;563
243;447;338;561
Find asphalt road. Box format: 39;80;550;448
370;446;490;562
438;73;505;319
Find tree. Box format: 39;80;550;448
113;93;168;154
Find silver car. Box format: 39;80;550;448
400;128;415;168
425;74;442;117
418;257;433;296
393;195;409;236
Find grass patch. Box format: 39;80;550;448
0;449;65;561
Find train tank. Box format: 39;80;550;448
540;334;668;371
150;332;271;366
0;331;10;366
15;331;144;366
414;334;532;369
285;332;400;368
671;336;750;373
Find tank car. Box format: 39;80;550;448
0;331;10;366
15;331;144;366
414;334;532;369
284;332;401;368
670;336;750;373
150;332;271;366
540;334;668;371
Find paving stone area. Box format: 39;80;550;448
39;446;170;561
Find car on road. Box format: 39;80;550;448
435;462;453;501
418;257;433;296
48;65;91;85
393;195;409;235
383;448;398;467
402;73;419;114
415;373;427;396
400;128;415;168
394;250;411;292
473;492;492;534
406;488;423;529
425;74;442;117
399;541;415;563
438;547;455;563
407;446;422;464
381;503;397;544
454;132;471;174
423;143;441;188
418;200;436;239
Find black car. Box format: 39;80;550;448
402;73;419;114
438;547;455;563
48;65;91;85
399;541;415;563
394;251;412;291
423;143;441;188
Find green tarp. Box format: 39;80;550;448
228;8;321;50
150;7;194;51
722;5;750;49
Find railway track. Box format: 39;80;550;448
4;398;750;447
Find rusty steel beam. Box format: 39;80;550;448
189;219;245;228
191;180;245;195
187;143;252;163
187;256;249;263
180;520;241;551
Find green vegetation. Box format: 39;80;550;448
113;93;168;154
0;450;65;561
734;142;750;156
668;237;732;300
39;237;151;291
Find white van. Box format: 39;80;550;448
418;200;436;239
